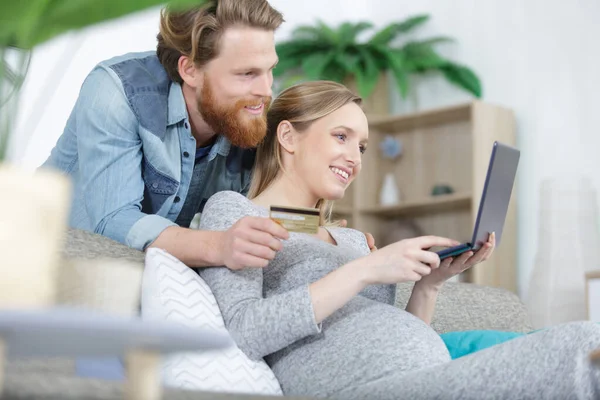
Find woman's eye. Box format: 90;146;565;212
335;133;347;142
359;145;367;154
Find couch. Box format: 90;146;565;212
2;229;533;399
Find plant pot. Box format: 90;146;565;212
344;73;391;116
0;164;71;309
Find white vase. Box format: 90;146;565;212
380;173;400;206
527;176;600;328
0;165;71;309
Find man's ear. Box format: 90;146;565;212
277;121;295;154
178;55;201;88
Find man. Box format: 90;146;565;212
43;0;374;270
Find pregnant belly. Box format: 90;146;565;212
266;297;451;398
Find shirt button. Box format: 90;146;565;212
152;182;158;189
184;122;189;129
174;196;181;203
183;151;190;158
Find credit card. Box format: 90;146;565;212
269;205;320;234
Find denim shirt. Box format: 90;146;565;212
42;51;255;251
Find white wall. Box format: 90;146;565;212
8;0;600;302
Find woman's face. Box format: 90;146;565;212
288;102;369;202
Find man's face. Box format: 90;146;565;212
197;26;277;148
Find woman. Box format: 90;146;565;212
198;81;600;399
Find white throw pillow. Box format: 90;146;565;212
141;248;283;395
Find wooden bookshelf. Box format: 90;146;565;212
332;101;518;293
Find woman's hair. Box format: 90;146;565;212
156;0;284;84
247;81;363;226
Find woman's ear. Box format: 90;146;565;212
178;55;201;88
277;121;296;154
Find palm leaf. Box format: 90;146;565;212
338;22;373;47
368;14;430;46
380;48;410;98
2;0;207;48
272;56;302;78
320;61;348;83
276;40;328;58
440;63;482;97
275;40;330;78
315;20;339;45
353;46;380;98
0;3;46;47
401;41;447;71
301;52;335;80
415;36;455;46
334;51;361;75
367;43;391;70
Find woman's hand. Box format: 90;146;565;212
360;235;460;285
417;232;496;290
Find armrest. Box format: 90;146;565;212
395;281;533;334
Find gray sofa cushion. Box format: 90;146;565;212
396;282;533;333
62;228;145;266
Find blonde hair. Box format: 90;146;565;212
248;81;362;225
156;0;284;83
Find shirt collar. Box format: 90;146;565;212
210;135;232;159
167;81;187;126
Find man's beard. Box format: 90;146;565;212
198;79;270;149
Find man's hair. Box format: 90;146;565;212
156;0;284;83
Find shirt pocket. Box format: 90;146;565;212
141;158;179;213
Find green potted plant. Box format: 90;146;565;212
274;15;482;113
0;0;205;309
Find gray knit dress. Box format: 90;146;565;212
198;191;600;400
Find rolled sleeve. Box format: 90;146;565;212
125;214;177;251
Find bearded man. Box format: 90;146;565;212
42;0;294;270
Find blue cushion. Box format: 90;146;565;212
441;330;525;359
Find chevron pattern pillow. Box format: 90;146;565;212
141;248;283;395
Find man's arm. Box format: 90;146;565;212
149;226;223;267
73;66;176;250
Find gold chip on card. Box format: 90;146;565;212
269;205;320;234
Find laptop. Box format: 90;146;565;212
436;141;520;260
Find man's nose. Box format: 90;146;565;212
252;73;272;98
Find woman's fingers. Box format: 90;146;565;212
453;250;474;270
440;257;453;268
418;250;441;269
415;262;433;277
